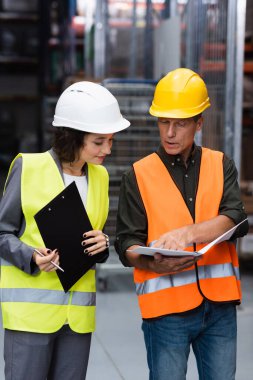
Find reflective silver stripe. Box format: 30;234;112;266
72;291;96;306
197;264;240;280
1;288;95;306
136;268;196;295
234;266;240;280
1;288;69;304
136;263;239;296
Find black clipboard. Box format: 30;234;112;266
34;181;109;292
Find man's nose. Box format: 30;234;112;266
167;124;176;137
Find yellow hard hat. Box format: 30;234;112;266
149;68;210;118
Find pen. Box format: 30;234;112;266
34;248;64;272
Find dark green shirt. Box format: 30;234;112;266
115;144;248;266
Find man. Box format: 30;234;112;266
115;68;248;380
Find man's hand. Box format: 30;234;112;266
150;253;198;274
152;225;193;251
125;216;235;274
126;244;198;275
153;216;235;251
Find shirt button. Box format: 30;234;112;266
189;197;193;202
185;174;188;178
177;158;180;162
191;160;195;164
171;162;175;166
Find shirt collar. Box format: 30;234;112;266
157;143;201;167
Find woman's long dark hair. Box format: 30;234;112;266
52;127;88;163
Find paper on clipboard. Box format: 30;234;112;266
127;218;248;257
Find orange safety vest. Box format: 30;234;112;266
133;148;241;319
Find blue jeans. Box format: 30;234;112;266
142;301;237;380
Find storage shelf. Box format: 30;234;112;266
0;56;38;64
243;120;253;128
48;37;84;48
244;61;253;73
0;12;38;22
203;42;226;58
245;43;253;53
199;40;253;74
200;60;253;73
0;95;39;102
200;60;226;72
243;102;253;109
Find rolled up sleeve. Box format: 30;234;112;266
220;156;249;238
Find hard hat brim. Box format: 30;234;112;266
52;115;130;134
149;101;210;119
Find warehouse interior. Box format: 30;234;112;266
0;1;253;379
0;0;253;255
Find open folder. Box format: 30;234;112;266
128;218;248;258
34;181;109;292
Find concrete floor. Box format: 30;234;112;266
0;260;253;380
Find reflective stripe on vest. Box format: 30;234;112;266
1;288;96;306
1;152;108;333
136;263;240;296
133;148;241;318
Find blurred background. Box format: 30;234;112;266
0;1;253;379
0;0;253;252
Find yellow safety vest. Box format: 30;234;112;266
0;152;109;333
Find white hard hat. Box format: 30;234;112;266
52;81;130;133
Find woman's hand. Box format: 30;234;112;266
32;248;60;272
81;230;109;256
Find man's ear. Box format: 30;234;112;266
196;116;203;132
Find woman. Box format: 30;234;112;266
0;81;130;380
